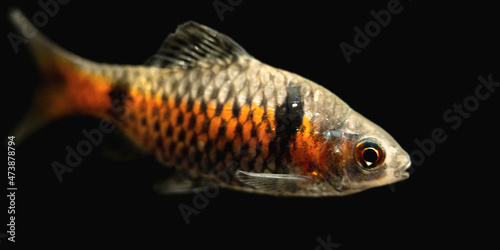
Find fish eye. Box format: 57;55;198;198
355;139;386;170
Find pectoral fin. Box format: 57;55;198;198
235;170;311;195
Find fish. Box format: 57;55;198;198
9;9;411;197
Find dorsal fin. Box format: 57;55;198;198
145;21;248;69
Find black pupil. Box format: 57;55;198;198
363;148;378;163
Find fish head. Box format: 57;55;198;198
324;110;411;195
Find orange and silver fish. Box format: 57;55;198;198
9;9;411;196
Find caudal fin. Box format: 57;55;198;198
8;9;111;143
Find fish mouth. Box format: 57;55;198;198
399;161;412;180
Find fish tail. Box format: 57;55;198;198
8;9;115;143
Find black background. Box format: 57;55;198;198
2;0;499;249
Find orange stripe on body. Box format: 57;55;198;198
179;97;188;113
291;117;326;175
221;102;233;121
193;99;202;115
55;60;113;117
267;107;276;132
207;100;216;119
257;121;270;158
173;126;183;142
238;106;250;124
229;104;277;159
242;120;253;142
170;108;180;126
185;130;195;145
209;116;222;140
252;105;264;124
225;118;237;140
182;112;193;130
167;95;176;109
195;114;206;134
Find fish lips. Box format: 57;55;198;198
398;161;412;180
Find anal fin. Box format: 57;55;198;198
154;170;206;195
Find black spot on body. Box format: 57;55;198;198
177;130;186;142
250;127;257;137
107;84;131;120
194;150;202;162
174;94;182;108
224;141;232;153
180;146;188;158
273;82;304;170
215;102;223;116
215;147;225;163
232;103;241;118
186;98;194;112
188;114;196;129
218;125;226;137
177;112;184;125
154;120;160;131
201;119;210;134
239;142;250;156
156;137;163;149
268;140;279;156
166;125;173;137
205;141;214;154
236;123;243;134
189;133;197;146
283;82;304;132
167;141;175;155
199;100;207;114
